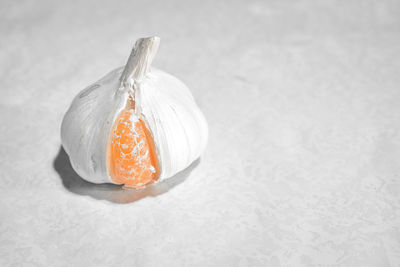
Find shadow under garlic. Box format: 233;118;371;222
53;146;200;204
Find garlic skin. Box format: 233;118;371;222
139;69;208;179
61;37;208;186
61;67;127;184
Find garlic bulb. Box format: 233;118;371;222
61;36;208;188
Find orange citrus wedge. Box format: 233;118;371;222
107;97;160;188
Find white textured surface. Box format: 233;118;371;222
1;0;400;266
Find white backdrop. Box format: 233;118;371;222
1;0;400;266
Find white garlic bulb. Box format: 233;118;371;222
61;36;208;188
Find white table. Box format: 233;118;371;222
1;0;399;266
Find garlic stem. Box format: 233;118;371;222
120;36;160;88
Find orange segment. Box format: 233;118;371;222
107;98;160;188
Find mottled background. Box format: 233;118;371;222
1;0;400;266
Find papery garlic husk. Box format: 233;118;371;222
61;36;208;188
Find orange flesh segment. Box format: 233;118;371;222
107;98;160;188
